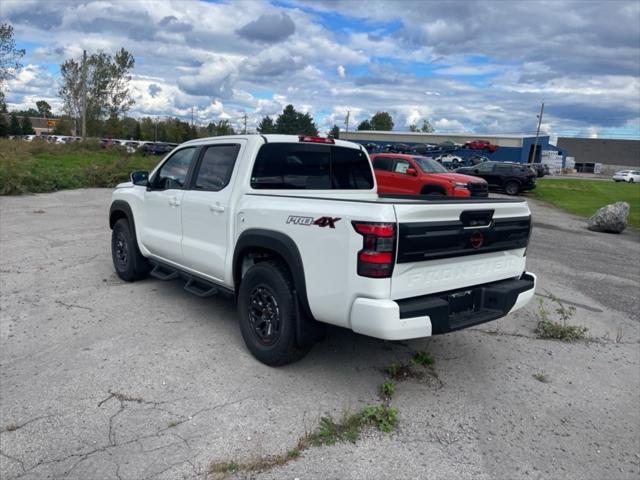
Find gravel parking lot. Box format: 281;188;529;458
1;189;639;480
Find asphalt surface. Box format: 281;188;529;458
1;188;638;480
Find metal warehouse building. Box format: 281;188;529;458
341;131;564;164
557;137;639;168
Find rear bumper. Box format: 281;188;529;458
350;272;536;340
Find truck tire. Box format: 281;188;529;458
504;180;521;195
111;218;150;281
237;261;311;366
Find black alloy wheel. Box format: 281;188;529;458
247;285;281;345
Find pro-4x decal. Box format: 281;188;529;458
286;215;341;229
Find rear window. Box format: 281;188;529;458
251;143;374;190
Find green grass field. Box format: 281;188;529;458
531;178;640;228
0;139;159;195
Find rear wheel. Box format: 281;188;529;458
504;180;521;195
111;218;150;281
237;261;311;366
629;178;634;183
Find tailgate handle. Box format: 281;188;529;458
460;210;494;228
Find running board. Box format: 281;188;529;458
148;260;234;299
150;264;179;281
184;278;218;298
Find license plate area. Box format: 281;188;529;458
448;289;479;315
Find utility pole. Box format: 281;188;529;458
345;110;350;134
243;112;247;134
81;49;87;139
191;106;194;127
531;102;544;163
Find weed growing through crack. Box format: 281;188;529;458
533;372;550;383
411;350;435;367
535;295;587;342
379;380;396;399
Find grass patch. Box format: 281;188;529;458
411;350;435;367
0;139;159;195
535;296;587;342
531;178;640;228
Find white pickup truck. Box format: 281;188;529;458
109;134;536;365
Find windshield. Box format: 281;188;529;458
414;156;448;173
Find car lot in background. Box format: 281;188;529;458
612;169;640;183
456;160;537;195
435;152;464;169
371;153;488;196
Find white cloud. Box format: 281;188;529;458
337;65;346;78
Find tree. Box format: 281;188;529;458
274;104;318;135
370;111;394;131
419;119;434;133
20;115;34;134
409;124;418;132
257;116;276;134
202;120;235;137
328;124;340;139
357;119;371;131
8;113;21;135
52;116;73;135
36;100;52;118
59;48;135;137
0;23;25;112
0;114;7;137
133;121;142;140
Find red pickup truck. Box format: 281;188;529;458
370;153;488;197
464;139;498;153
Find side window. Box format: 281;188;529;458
372;156;393;171
393;160;411;174
476;163;494;173
153;147;196;190
194;144;241;191
495;164;512;173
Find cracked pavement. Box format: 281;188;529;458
1;188;639;479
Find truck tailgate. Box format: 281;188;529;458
391;200;530;299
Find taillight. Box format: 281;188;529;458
353;221;396;278
298;135;335;144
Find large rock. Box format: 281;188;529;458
587;201;630;233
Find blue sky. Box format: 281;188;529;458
4;0;640;139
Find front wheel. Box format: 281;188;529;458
629;178;635;183
237;261;311;366
111;218;150;281
504;180;521;195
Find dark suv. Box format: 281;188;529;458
455;161;536;195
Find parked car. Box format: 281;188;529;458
612;170;640;183
436;153;464;169
437;140;462;152
362;143;379;153
529;163;549;178
371;153;489;197
464;139;498;152
409;143;439;155
140;142;179;156
383;143;412;153
110;134;535;365
455;161;536;195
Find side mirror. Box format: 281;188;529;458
406;167;417;176
131;171;149;186
474;169;479;174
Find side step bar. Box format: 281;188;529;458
148;260;233;299
150;264;179;281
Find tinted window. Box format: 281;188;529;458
154;147;196;189
194;144;240;191
372;156;393;171
251;143;373;190
476;162;495;173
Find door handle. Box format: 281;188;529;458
210;204;225;213
168;197;180;207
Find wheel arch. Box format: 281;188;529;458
109;200;138;240
233;229;312;319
